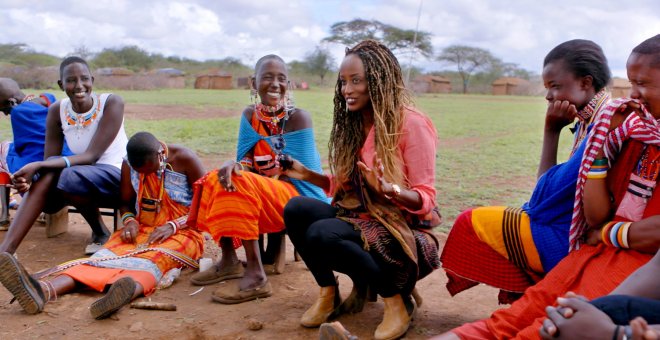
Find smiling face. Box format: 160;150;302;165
542;60;594;110
254;59;288;107
58;62;94;111
339;53;372;114
627;53;660;118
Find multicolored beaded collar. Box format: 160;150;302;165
65;93;100;130
255;102;288;134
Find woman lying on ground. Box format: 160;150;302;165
0;132;205;319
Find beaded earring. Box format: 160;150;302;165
285;80;295;115
249;76;259;106
156;149;166;177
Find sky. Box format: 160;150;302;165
1;0;659;78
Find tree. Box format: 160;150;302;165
92;45;153;71
68;45;94;60
323;19;433;58
437;45;497;94
303;46;336;85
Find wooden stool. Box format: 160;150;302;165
45;207;119;238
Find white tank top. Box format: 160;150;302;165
59;93;128;169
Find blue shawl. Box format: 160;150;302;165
7;93;72;173
521;124;590;272
236;114;329;202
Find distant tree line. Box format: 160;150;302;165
0;18;536;93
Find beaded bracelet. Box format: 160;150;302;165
123;217;137;226
121;212;136;223
167;221;177;234
610;222;624;248
601;222;615;246
618;222;632;248
592;158;609;166
587;165;608;179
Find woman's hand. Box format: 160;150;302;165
11;162;41;193
120;219;139;243
610;101;642;131
585;228;603;246
147;224;175;244
545;100;577;132
218;160;243;192
279;155;308;180
357;158;395;198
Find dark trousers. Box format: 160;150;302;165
284;196;397;297
592;295;660;325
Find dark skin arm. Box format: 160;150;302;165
11;95;125;191
119;160;139;243
537;100;578;178
147;146;205;244
122;146;206;244
611;248;660;299
583;102;643;227
541;252;660;339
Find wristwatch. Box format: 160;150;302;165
384;184;401;200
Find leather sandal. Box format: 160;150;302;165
190;261;244;286
0;252;45;314
211;279;272;304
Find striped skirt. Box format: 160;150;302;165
441;206;544;304
188;171;299;241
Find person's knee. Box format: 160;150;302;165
284;197;309;223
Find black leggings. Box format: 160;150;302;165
284;196;397;297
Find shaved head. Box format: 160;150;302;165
0;78;21;99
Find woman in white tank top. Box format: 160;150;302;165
0;56;128;255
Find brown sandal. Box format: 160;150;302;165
211;280;272;304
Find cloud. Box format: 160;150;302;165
0;0;658;77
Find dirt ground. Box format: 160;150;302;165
0;103;504;339
0;220;502;340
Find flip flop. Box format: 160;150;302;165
0;252;45;314
190;261;244;286
89;276;136;320
211;279;272;304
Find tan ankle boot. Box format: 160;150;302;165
374;294;411;340
300;286;338;328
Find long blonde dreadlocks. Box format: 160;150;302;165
329;39;412;187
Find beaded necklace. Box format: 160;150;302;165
635;145;660;181
65;93;100;131
20;94;36;104
137;142;171;215
570;89;611;156
255;103;287;134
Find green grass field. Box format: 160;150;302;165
0;88;574;231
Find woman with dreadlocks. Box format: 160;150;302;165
283;40;440;340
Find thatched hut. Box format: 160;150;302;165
410;75;451;94
151;68;186;89
492;77;531;95
195;71;233;90
609;77;631;99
